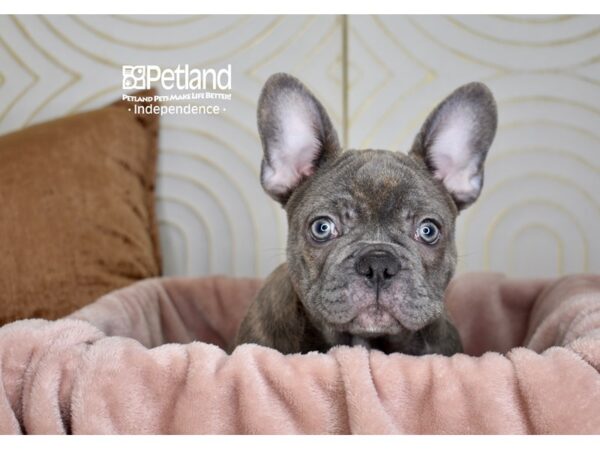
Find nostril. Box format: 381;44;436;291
384;262;400;278
355;249;400;282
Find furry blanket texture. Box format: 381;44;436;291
0;272;599;434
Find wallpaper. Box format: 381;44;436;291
0;15;598;278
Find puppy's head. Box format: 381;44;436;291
258;73;497;339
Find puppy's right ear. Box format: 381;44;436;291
258;73;341;204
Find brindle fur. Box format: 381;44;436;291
233;74;497;355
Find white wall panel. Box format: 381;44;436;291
1;15;597;278
347;15;600;276
0;15;344;277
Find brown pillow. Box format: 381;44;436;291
0;91;161;325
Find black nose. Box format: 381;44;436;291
355;249;400;285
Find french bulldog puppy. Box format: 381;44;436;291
234;73;497;355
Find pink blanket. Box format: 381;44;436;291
0;273;599;434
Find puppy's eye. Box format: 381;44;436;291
415;220;440;244
310;217;338;242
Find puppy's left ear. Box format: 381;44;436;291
409;82;497;210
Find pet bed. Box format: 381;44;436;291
0;272;599;434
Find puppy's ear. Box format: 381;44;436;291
258;73;341;204
409;82;497;210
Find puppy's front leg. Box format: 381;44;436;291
232;264;308;354
419;315;463;356
233;293;278;351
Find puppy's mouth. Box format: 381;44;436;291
344;304;404;337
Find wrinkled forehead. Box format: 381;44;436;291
299;150;456;222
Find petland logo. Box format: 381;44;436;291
122;64;232;91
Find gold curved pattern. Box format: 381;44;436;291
364;73;435;149
408;17;510;73
10;17;82;125
162;148;258;220
493;15;576;25
247;16;343;127
356;16;438;148
112;15;206;27
294;16;341;75
194;16;285;68
0;35;38;123
206;112;288;251
0;35;38;79
294;18;343;125
161;150;262;273
163;124;259;177
345;55;365;91
408;16;600;73
218;108;259;140
507;222;565;274
481;66;600;87
347;26;393;126
465;171;600;234
487;147;600;173
2;14;596;277
561;72;600;87
38;15;119;67
499;120;600;142
13;16;81;77
351;14;599;275
71;15;250;51
373;16;438;76
158;219;191;274
459;171;598;269
446;16;600;47
483;199;589;271
67;85;122;113
326;54;343;87
499;95;600;116
36;15;285;69
159;170;240;273
0;15;341;277
1;79;35;124
24;80;78;126
156;195;215;272
247;16;316;79
162;89;287;252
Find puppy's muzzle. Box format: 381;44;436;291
354;247;401;289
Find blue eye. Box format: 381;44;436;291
416;220;440;244
310;217;338;241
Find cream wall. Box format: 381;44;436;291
0;15;598;278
